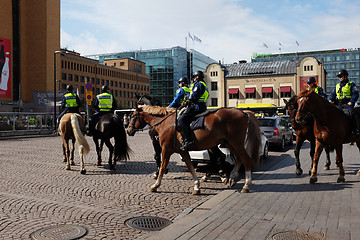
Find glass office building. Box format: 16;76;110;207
87;46;216;105
252;48;360;94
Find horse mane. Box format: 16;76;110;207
297;89;314;98
139;105;175;116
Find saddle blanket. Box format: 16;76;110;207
189;109;219;131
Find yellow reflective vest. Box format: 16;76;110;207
96;93;113;111
64;93;79;108
336;82;352;100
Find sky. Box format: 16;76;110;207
61;0;360;64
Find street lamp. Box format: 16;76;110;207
54;50;62;131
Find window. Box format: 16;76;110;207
280;86;291;98
68;74;73;81
74;75;79;82
80;76;84;82
80;86;85;94
245;88;256;99
61;73;66;80
262;87;273;98
120;62;125;66
211;98;218;107
211;82;218;91
229;88;239;99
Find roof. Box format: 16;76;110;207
224;60;299;77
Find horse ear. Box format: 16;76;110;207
283;99;288;104
134;93;140;99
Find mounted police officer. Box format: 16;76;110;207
58;84;81;124
168;77;191;108
87;85;117;136
306;77;327;98
329;69;360;137
177;71;209;150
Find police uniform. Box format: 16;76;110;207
168;86;191;108
58;92;81;122
177;75;209;150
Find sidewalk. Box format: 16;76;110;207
139;143;360;240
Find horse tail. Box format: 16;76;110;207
244;111;262;167
71;114;90;156
112;114;131;161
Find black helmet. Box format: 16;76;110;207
102;85;109;92
337;69;349;77
178;77;189;84
306;77;316;84
193;71;204;80
66;84;73;92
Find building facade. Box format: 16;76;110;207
0;0;60;112
53;49;150;111
87;47;216;106
205;56;325;108
252;48;360;94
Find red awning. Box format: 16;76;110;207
262;87;273;93
228;88;239;94
280;86;291;92
245;88;255;94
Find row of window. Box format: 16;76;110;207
61;60;147;82
228;87;292;99
61;73;149;91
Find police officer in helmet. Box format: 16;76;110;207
177;71;209;150
329;69;360;137
168;77;191;108
87;85;117;136
306;77;327;98
58;84;81;125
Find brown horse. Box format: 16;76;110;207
295;89;360;184
284;96;333;176
58;113;90;174
126;105;262;194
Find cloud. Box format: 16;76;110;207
61;0;360;63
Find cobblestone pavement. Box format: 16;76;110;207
0;131;243;239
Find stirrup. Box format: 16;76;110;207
180;140;194;151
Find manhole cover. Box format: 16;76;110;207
272;230;325;240
30;224;87;240
125;216;172;231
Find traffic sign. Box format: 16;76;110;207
86;91;93;105
85;83;92;91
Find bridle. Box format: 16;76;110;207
128;109;177;132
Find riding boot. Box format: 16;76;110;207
351;115;360;137
180;127;194;151
87;119;94;136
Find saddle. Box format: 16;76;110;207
178;108;220;131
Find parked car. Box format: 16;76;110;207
258;116;293;151
189;131;269;166
279;115;296;140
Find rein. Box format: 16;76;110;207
129;109;177;132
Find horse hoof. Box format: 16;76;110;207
150;187;157;192
356;170;360;176
309;176;317;184
200;176;208;182
80;169;86;174
296;169;303;176
220;177;228;184
324;166;330;170
337;177;345;183
109;165;116;171
229;179;236;187
63;159;67;163
152;173;158;179
66;167;70;170
192;189;200;195
96;162;102;166
71;162;75;166
241;188;249;193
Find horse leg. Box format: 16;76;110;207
104;139;115;170
63;138;71;170
94;137;102;166
62;143;67;162
324;145;331;170
355;140;360;176
228;146;251;193
294;137;304;176
152;134;163;179
334;145;345;183
180;151;200;195
308;138;315;175
150;149;171;193
70;139;75;166
79;144;86;175
310;141;324;184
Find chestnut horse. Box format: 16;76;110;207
91;113;131;170
127;105;262;194
295;89;360;184
284;96;333;175
58;113;90;174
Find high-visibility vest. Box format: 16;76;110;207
190;81;209;103
64;93;78;108
96;93;113;111
180;86;191;103
336;82;352;100
307;86;322;95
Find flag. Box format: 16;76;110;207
263;43;268;48
188;32;194;41
296;40;300;46
279;42;283;46
193;35;202;43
